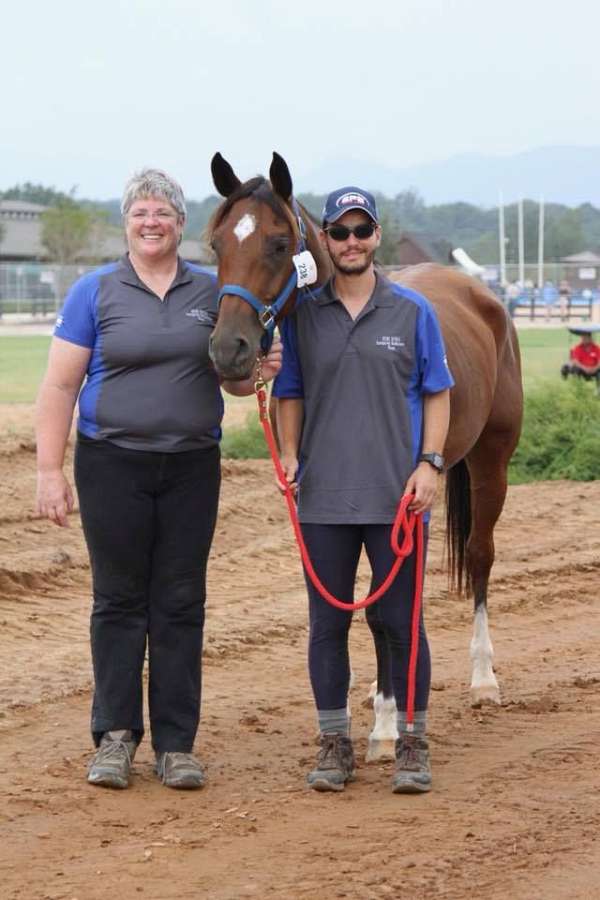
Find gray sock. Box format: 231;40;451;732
318;708;350;737
397;711;427;736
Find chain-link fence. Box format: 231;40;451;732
0;263;95;317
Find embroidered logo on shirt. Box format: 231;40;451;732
375;335;405;351
55;315;64;328
185;308;214;324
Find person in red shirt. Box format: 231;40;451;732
561;332;600;392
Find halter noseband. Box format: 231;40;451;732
216;198;315;353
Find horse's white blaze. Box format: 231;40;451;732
233;213;256;243
470;604;500;705
366;692;398;762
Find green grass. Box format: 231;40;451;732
517;328;575;391
0;336;51;403
0;327;577;404
2;330;597;483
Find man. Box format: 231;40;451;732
561;331;600;393
272;187;453;793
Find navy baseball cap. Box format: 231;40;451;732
322;186;379;225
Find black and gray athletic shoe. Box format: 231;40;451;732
87;731;136;789
307;733;356;792
392;733;432;794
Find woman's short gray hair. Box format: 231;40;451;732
121;168;187;219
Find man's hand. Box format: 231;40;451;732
404;462;440;515
36;469;74;527
278;453;299;495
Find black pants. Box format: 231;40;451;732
75;435;220;752
301;522;431;712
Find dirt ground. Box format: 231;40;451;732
1;408;600;900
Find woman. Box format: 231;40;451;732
36;169;281;790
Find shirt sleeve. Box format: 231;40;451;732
54;273;98;348
415;300;455;394
272;316;304;398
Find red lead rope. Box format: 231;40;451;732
255;383;425;728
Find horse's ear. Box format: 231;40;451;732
269;152;293;202
211;152;242;197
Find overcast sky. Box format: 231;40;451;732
2;0;598;201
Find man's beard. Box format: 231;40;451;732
332;247;376;276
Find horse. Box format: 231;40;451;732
208;152;523;761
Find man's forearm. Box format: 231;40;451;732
277;398;304;456
422;389;450;454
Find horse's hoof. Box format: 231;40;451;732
365;737;396;763
470;683;501;707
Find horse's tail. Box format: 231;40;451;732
445;460;472;595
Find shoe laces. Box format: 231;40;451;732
159;752;202;774
317;734;349;768
396;736;425;770
97;739;132;764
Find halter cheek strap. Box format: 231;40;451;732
216;198;314;353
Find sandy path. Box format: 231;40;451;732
0;413;599;900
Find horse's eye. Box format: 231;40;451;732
273;241;288;255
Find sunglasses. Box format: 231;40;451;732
325;222;377;242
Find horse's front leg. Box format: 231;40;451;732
365;607;397;761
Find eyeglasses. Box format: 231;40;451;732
325;222;377;242
129;210;178;222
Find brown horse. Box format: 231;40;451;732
208;152;523;760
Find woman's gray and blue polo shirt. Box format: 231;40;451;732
54;255;222;452
272;274;454;523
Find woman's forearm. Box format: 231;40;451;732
35;380;79;472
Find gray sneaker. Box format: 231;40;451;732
155;752;206;789
307;733;356;792
87;730;137;789
392;733;432;794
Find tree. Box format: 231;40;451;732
40;202;99;303
376;208;401;265
40;202;96;264
1;182;76;207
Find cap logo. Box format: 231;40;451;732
337;192;367;208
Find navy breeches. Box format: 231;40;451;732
301;522;431;713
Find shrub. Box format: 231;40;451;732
509;381;600;483
221;414;270;459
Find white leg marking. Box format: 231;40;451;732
233;213;256;243
367;679;377;702
470;605;501;706
366;692;398;762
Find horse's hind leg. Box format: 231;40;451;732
466;432;514;707
364;608;397;761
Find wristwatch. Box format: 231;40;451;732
419;452;444;472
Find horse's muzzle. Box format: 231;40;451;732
209;330;257;381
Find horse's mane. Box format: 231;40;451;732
207;177;292;239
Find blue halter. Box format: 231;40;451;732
216;198;310;353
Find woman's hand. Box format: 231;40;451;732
36;469;75;527
260;337;283;383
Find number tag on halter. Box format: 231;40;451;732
292;250;318;288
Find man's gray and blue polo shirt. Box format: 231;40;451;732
54;255;222;452
272;273;454;524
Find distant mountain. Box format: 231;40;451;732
296;146;600;208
